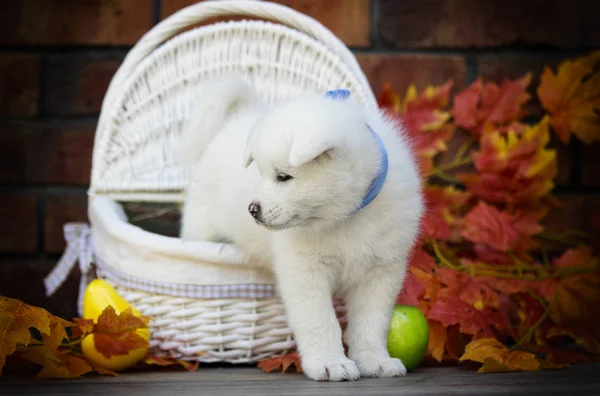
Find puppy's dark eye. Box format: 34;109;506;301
276;173;293;182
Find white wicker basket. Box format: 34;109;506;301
46;0;377;363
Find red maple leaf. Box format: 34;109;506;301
452;75;532;136
257;352;302;374
461;203;520;252
427;297;500;336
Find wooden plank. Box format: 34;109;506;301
1;364;599;396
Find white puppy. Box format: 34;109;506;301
180;77;423;381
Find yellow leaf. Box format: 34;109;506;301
538;51;600;144
0;297;54;375
427;320;447;363
19;320;94;379
459;337;540;373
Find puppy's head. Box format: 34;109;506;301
243;95;380;231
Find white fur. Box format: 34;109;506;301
180;78;424;381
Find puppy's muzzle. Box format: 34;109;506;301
248;202;262;223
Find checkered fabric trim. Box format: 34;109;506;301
95;256;278;299
45;223;279;315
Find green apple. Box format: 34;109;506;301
387;305;429;370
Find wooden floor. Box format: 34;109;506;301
2;364;599;396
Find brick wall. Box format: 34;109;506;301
0;0;598;318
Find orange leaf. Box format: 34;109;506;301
0;296;70;375
377;82;455;178
459;118;557;206
143;354;199;372
281;352;302;373
19;321;93;379
538;357;570;370
95;306;149;334
93;332;148;360
72;318;94;338
21;346;94;380
92;306;150;359
258;352;302;374
538;51;600;144
91;364;119;377
452;75;532;136
427;320;447;363
459;337;540;373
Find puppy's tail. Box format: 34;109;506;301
181;77;261;165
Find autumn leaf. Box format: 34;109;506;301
459;337;540;373
538;51;600;144
397;269;427;307
19;320;93;379
427;296;501;336
408;246;437;272
553;246;598;269
452;75;532;136
258;352;302;374
72;318;94;339
422;186;470;241
143;354;199;372
378;82;401;112
548;275;600;331
461;203;520;252
459;118;557;206
378;82;455;178
427;320;447;363
93;306;149;359
0;296;72;375
94;306;149;334
436;268;502;310
21;347;93;380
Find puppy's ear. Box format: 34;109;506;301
288;138;334;167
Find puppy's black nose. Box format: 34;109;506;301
248;202;261;218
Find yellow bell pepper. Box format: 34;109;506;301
81;279;150;371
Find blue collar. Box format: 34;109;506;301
325;89;389;215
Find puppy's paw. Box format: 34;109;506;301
352;355;407;378
302;357;361;382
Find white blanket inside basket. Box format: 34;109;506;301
89;196;277;286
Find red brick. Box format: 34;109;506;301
581;143;600;187
0;258;79;319
543;194;600;251
161;0;371;47
0;0;153;45
0;54;40;117
45;55;121;115
0;125;48;184
0;124;95;184
355;53;466;98
45;191;88;253
378;0;581;49
0;194;37;253
47;128;95;184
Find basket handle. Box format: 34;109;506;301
100;0;376;117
